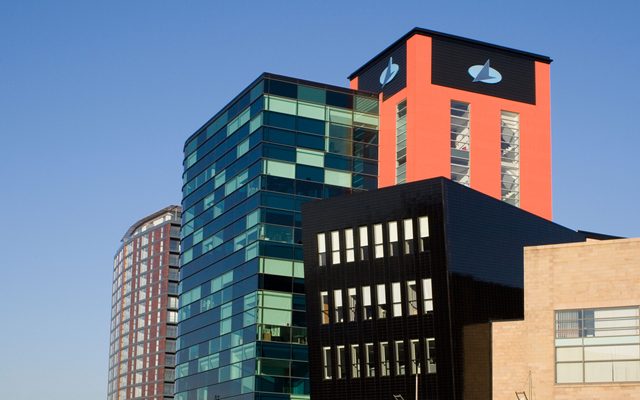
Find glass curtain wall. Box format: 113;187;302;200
176;76;378;400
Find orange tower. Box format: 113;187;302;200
349;28;552;219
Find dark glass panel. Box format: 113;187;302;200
263;176;296;195
297;117;325;136
296;134;324;151
264;111;296;130
295;181;323;198
295;165;324;182
263;143;296;162
263;127;295;146
267;79;298;99
324;153;351;171
264;208;295;227
326;91;353;109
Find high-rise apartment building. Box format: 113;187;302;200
108;206;182;400
349;28;553;219
176;74;379;400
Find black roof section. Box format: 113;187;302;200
184;72;377;151
348;27;552;80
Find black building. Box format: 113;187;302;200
302;178;587;400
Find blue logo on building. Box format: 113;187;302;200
379;57;399;87
468;60;502;84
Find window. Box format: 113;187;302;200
320;291;330;324
331;231;340;264
403;218;414;254
348;288;357;322
337;345;346;379
362;286;373;320
418;216;429;252
426;338;436;373
392;282;402;317
317;233;326;266
501;111;520;206
380;342;390;376
407;281;418;316
555;306;640;383
365;343;375;377
334;290;343;323
374;224;383;258
377;284;387;319
359;226;369;260
351;344;361;378
388;221;399;256
322;347;332;379
396;100;407;183
345;228;355;262
410;339;420;374
450;100;470;186
395;340;406;376
422;279;433;313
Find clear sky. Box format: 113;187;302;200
0;1;638;398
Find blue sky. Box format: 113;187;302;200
0;1;638;398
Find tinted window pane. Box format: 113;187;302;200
297;117;325;135
325;154;351;171
326;91;353;109
264;112;296;130
296;165;324;182
296;134;324;151
264;128;295;146
298;85;326;104
267;79;297;99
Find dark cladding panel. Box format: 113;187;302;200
357;43;407;100
431;37;537;104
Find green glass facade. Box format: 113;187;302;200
176;74;379;400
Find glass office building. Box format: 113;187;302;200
176;73;379;400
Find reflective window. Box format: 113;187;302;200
331;231;340;264
426;338;436;373
358;226;369;261
362;286;373;320
501;111;520;206
317;233;326;266
422;279;433;313
351;344;361;378
388;221;399;256
396;100;407;183
334;290;344;323
323;346;332;379
450;100;470;186
555;306;640;383
403;218;414;254
395;340;406;376
348;288;357;322
407;281;418;316
377;284;387;319
410;339;419;374
392;282;402;317
320;291;329;324
419;216;429;252
345;229;355;262
374;224;383;258
365;343;375;377
337;345;346;379
380;342;390;376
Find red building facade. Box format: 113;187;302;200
108;206;181;400
349;28;552;219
